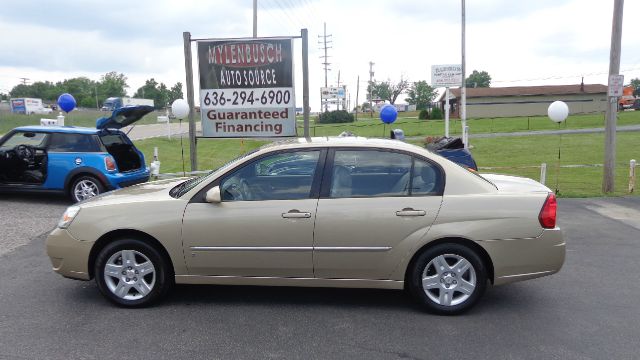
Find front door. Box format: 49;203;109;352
182;149;325;277
313;149;444;280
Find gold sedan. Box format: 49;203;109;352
46;137;565;314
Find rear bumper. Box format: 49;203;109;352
46;227;93;280
478;228;565;285
104;167;150;190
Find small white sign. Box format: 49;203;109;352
431;64;463;88
608;74;624;97
321;86;346;99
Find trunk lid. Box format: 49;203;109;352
481;173;551;193
95;105;154;130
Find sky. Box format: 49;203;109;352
1;0;639;111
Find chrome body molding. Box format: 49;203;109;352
190;246;392;252
175;274;404;289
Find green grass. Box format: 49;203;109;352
0;109;182;134
410;132;640;197
134;131;639;198
298;111;640;138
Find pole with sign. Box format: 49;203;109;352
432;64;462;139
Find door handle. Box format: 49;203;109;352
282;209;312;219
396;208;426;216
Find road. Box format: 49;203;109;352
1;195;639;359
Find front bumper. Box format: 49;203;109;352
46;227;93;280
479;228;566;286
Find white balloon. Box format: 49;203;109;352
171;99;190;119
547;101;569;123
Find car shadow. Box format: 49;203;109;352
0;191;71;205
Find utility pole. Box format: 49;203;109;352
603;0;624;193
95;84;99;110
355;75;360;121
253;0;257;37
461;0;467;148
19;77;29;85
318;22;332;112
368;61;375;116
336;70;341;110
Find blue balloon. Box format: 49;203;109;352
57;93;77;113
379;104;398;124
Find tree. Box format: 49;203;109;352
134;79;184;109
405;81;437;110
0;92;8;101
168;82;183;103
99;71;128;98
465;70;491;88
630;78;640;97
368;76;410;105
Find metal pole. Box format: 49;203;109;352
629;159;636;193
603;0;624;193
253;0;257;37
461;0;467;148
540;163;547;185
302;29;310;138
355;75;360;121
183;31;198;171
445;87;450;137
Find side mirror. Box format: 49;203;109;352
205;186;221;203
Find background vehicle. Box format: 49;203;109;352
101;97;154;111
10;98;53;115
47;137;565;314
0;106;152;202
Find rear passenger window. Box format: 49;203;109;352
48;133;101;152
330;150;412;198
411;158;443;196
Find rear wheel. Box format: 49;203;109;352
408;243;487;315
94;239;173;307
70;175;104;202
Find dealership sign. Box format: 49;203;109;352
197;38;296;137
431;64;462;88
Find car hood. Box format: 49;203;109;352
79;178;188;208
481;173;551;193
95;105;154;130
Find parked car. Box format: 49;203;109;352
0;106;152;202
46;137;565;314
426;136;478;171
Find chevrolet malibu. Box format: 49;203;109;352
46;137;565;314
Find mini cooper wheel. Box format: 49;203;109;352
94;239;172;307
71;176;104;202
409;243;487;315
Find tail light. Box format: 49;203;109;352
105;156;117;171
538;193;557;229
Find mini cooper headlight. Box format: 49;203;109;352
58;206;81;229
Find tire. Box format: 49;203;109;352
94;239;173;307
70;175;104;202
408;243;487;315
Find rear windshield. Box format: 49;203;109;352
100;133;128;146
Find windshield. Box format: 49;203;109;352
169;148;262;198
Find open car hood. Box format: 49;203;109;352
95;105;154;130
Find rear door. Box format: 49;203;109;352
313;148;444;280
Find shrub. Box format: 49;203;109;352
430;107;443;120
317;110;355;124
418;109;429;120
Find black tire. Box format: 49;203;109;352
94;238;173;307
70;175;104;202
408;243;487;315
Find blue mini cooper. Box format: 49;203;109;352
0;106;152;202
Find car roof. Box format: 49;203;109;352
259;136;429;154
13;126;100;135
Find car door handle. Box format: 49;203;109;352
396;208;426;216
282;209;312;219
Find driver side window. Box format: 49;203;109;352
220;150;321;201
0;132;48;150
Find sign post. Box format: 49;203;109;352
432;64;462;139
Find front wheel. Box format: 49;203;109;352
71;175;104;202
94;239;173;307
408;243;487;315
